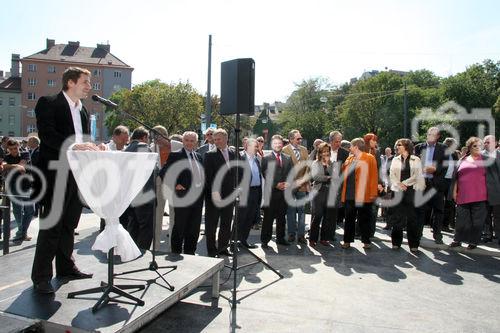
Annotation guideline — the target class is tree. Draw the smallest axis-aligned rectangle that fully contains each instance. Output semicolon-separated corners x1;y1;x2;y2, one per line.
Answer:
105;80;204;135
442;60;500;141
277;78;334;147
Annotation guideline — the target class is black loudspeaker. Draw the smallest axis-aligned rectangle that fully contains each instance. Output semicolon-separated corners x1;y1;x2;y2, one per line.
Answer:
220;58;255;115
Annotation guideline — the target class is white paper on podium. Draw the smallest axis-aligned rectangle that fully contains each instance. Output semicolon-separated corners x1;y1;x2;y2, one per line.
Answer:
67;150;158;261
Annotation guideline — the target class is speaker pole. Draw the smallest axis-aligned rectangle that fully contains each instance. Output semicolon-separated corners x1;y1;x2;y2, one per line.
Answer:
205;34;212;128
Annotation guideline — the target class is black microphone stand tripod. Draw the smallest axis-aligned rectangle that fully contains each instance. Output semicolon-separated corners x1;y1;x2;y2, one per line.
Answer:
94;96;177;291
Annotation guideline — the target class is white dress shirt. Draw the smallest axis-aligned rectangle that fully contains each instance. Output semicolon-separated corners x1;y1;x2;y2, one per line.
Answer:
63;91;84;143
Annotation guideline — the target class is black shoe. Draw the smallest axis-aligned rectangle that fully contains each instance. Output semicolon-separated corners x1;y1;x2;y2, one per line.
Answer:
482;237;492;243
57;270;93;280
297;237;308;245
276;239;290;246
449;241;461;248
240;241;257;249
467;244;477;250
218;249;232;256
163;212;169;216
33;281;55;294
287;235;296;243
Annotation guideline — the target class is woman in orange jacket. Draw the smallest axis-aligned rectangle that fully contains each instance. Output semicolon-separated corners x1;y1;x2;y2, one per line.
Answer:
341;138;379;249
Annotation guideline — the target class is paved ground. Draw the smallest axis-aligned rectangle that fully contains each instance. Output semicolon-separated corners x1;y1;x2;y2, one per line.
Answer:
1;211;499;333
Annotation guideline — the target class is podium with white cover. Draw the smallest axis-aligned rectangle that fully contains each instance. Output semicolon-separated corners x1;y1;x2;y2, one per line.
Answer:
65;150;158;312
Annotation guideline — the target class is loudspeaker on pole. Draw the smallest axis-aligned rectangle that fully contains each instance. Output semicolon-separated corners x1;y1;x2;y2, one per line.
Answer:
220;58;255;115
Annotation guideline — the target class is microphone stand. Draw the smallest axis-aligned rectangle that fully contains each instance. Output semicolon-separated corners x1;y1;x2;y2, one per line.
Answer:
100;102;177;291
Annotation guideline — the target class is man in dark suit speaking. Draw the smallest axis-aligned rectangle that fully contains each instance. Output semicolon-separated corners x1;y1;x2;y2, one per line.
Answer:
31;67;102;294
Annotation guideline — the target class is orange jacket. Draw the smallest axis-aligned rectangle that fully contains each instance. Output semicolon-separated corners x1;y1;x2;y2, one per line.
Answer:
341;152;379;203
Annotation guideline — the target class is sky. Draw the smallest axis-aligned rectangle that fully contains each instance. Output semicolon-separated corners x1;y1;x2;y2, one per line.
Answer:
1;0;500;104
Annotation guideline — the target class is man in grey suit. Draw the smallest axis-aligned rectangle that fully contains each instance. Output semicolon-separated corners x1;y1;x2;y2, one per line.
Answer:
196;128;215;162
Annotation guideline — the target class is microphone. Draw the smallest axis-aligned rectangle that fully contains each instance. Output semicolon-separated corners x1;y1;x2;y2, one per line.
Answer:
92;94;118;108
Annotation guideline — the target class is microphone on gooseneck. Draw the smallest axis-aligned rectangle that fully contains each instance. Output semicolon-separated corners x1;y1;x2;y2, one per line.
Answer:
91;94;118;108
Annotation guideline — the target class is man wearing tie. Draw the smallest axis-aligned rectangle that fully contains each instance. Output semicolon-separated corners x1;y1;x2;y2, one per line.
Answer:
282;130;310;244
414;127;447;244
238;138;261;248
261;134;292;247
204;128;237;257
160;131;204;255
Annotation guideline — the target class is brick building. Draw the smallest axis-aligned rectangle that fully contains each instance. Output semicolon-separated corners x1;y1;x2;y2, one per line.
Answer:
19;39;133;140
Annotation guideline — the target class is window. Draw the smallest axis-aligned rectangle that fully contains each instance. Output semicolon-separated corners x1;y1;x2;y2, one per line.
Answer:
28;64;37;72
48;65;56;73
8;131;15;137
0;97;2;106
27;124;36;133
113;71;122;78
92;83;101;90
9;97;15;106
27;92;36;100
8;115;15;126
28;78;37;86
113;84;121;91
48;79;55;87
93;69;101;77
27;109;36;118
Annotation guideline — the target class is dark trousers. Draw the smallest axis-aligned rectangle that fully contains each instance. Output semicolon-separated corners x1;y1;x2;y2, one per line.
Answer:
261;190;287;244
205;200;234;256
417;185;444;241
172;197;203;254
483;204;500;239
343;201;372;244
237;187;261;243
310;187;333;242
390;191;421;248
31;175;82;283
443;178;456;229
127;201;154;250
454;201;487;245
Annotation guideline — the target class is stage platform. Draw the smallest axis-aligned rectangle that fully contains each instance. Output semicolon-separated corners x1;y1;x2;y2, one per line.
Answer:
0;242;224;333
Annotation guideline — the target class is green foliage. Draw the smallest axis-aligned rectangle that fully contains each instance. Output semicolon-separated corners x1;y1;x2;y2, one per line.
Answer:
105;80;204;136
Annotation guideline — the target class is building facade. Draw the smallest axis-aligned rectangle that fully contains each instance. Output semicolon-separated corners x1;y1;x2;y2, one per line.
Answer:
19;39;133;140
0;54;22;137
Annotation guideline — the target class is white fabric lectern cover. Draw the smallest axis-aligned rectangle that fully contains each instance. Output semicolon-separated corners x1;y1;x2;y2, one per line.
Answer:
67;150;158;262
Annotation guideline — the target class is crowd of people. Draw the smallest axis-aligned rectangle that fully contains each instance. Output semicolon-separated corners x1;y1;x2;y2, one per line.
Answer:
2;66;498;295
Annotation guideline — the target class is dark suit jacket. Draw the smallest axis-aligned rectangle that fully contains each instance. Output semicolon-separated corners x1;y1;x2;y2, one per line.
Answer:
34;91;90;202
485;153;500;206
204;147;238;200
35;91;90;165
261;151;292;191
196;143;213;162
160;148;204;199
414;141;447;191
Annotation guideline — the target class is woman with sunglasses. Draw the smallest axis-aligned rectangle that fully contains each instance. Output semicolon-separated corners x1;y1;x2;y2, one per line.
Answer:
449;137;488;250
388;139;426;253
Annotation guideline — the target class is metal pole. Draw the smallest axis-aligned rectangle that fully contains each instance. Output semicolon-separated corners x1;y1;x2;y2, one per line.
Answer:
205;35;212;128
403;81;408;138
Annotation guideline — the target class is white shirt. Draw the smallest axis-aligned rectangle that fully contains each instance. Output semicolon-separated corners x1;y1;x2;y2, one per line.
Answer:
63;91;84;143
330;149;338;163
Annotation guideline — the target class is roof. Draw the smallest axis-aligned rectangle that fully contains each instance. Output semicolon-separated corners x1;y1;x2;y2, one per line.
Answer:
22;43;132;68
0;77;21;92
